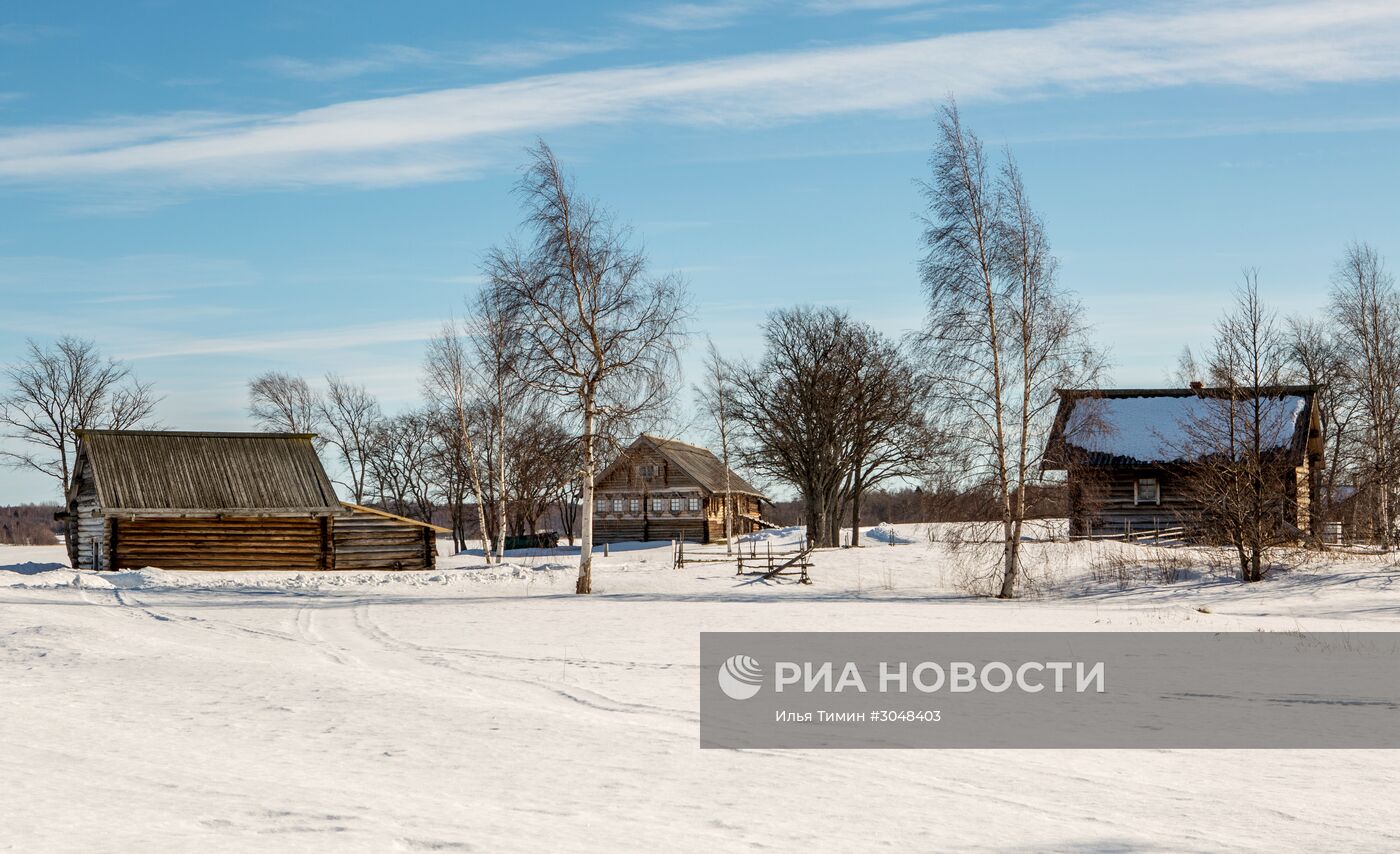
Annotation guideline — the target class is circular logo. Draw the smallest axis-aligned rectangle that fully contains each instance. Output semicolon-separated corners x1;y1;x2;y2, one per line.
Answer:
717;654;763;700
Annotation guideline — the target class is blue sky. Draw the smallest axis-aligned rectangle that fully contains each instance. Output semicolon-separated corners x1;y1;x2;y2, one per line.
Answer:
2;0;1400;503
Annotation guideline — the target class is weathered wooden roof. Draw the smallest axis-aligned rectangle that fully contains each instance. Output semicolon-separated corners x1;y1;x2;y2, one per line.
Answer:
75;430;342;515
595;434;766;499
1043;386;1320;470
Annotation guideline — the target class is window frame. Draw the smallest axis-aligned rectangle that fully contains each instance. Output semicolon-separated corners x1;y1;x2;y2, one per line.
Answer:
670;497;682;512
612;498;624;513
630;498;640;513
595;498;608;513
651;497;665;513
688;497;701;512
1134;477;1160;506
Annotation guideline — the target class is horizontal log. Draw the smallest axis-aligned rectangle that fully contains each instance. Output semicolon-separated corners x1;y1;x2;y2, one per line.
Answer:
333;560;430;571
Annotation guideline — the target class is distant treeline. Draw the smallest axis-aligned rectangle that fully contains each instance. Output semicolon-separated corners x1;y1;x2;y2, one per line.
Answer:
0;505;61;546
766;485;1067;528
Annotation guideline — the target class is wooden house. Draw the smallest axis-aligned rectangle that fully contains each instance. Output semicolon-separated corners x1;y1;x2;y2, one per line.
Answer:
591;434;771;544
1042;386;1323;537
60;429;446;572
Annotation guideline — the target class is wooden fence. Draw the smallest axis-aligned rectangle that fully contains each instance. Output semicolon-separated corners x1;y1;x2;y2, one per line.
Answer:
674;537;813;584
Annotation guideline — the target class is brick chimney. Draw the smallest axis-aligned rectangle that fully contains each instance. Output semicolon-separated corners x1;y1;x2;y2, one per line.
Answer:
1189;380;1204;391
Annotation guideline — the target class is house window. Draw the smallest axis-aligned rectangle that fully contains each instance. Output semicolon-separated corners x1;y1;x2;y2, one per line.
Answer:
651;497;665;512
596;498;608;513
630;498;640;513
612;498;624;512
639;464;656;478
1134;478;1160;505
670;497;682;512
688;497;700;512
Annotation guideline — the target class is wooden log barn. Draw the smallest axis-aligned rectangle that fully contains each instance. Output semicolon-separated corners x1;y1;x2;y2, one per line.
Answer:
591;434;773;544
60;429;447;572
1041;385;1323;538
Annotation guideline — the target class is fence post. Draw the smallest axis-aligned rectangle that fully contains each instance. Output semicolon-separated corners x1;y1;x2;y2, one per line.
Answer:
603;541;609;558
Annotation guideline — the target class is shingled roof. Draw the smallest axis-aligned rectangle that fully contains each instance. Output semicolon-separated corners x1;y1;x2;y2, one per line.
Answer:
72;430;342;515
598;434;766;499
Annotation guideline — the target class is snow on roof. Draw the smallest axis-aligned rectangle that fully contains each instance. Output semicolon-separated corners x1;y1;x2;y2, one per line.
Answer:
1061;393;1308;464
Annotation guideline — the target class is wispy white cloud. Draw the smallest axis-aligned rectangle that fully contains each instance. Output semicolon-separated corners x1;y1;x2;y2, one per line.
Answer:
2;1;1398;193
251;45;442;82
625;1;766;31
253;35;628;82
803;0;936;13
124;319;445;360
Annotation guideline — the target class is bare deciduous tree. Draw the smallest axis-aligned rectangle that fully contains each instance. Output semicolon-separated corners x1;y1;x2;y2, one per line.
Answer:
1329;241;1400;547
1178;273;1296;581
695;339;740;553
1;337;159;494
424;325;496;562
841;331;941;547
504;408;577;537
919;101;1104;597
317;374;381;504
248;372;321;434
488;140;689;594
1285;315;1357;541
365;409;438;523
729;308;935;549
478;289;511;561
729;307;862;548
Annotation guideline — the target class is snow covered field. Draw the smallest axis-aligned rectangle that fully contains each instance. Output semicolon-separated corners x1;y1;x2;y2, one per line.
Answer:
4;525;1400;852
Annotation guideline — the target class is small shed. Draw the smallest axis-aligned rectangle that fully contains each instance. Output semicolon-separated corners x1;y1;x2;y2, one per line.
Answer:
61;429;446;572
335;503;447;572
591;434;771;544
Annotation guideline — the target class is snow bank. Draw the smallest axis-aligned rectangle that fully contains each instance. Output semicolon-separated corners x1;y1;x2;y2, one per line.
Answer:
0;568;114;589
88;563;574;593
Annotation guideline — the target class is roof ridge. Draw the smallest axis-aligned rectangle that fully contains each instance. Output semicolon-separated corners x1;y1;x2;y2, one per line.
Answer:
1057;385;1316;399
78;429;318;439
641;433;710;452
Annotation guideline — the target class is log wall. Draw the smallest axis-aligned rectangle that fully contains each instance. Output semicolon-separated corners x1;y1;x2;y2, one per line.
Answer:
333;511;435;571
113;517;326;572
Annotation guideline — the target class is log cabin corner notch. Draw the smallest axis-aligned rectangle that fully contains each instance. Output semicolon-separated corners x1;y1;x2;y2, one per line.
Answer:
591;434;772;544
59;429;447;572
1041;385;1323;538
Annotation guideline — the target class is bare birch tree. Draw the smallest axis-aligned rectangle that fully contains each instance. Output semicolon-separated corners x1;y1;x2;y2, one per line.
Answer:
488;140;689;594
1329;242;1400;547
0;337;159;494
1285;315;1357;541
248;372;321;434
1178;273;1296;581
919;101;1103;597
695;339;739;553
469;284;521;561
424;324;496;562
